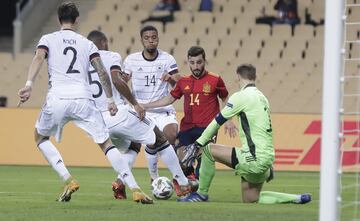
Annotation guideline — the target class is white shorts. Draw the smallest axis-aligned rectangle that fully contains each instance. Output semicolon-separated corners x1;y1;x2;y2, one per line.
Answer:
101;105;156;153
35;93;109;143
146;110;178;131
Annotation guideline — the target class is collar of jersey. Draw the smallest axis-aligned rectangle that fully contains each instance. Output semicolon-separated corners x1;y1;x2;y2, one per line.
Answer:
242;83;256;90
142;50;159;61
61;28;75;32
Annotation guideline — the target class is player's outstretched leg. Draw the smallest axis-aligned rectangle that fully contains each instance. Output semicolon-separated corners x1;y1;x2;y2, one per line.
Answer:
258;191;312;204
103;145;153;204
36;136;76;202
177;144;214;202
57;177;80;202
146;142;193;197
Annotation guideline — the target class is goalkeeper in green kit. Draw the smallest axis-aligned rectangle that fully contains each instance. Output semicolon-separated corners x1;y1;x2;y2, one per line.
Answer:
178;64;311;204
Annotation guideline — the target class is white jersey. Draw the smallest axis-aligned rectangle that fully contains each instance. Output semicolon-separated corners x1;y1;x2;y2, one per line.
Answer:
37;29;99;99
89;50;126;112
123;49;178;113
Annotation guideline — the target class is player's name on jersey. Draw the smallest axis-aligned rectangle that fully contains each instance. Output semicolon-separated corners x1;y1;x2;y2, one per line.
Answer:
63;39;76;45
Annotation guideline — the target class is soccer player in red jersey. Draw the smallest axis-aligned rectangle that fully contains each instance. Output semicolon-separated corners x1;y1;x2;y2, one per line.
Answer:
142;46;237;181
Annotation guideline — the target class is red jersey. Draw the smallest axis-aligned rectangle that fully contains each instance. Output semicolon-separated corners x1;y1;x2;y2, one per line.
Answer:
170;71;229;131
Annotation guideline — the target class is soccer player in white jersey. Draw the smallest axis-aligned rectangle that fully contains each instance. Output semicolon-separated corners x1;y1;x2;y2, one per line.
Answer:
123;25;181;182
87;30;194;199
17;2;151;204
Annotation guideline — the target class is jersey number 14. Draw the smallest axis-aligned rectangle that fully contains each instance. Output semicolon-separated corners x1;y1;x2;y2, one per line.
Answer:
145;75;156;86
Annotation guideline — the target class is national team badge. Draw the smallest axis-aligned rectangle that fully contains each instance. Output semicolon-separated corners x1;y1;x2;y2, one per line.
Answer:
156;64;163;71
203;82;211;93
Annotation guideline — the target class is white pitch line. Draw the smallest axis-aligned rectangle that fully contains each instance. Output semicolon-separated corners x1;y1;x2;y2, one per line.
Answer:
0;191;110;197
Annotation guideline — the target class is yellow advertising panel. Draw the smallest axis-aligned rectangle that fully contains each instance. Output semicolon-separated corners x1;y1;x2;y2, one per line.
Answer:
0;108;358;171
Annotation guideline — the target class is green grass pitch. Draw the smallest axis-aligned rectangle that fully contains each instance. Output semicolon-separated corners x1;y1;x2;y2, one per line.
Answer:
0;165;358;221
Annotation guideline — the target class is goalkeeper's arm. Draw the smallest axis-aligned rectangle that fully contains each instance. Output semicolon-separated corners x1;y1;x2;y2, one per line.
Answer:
196;113;228;146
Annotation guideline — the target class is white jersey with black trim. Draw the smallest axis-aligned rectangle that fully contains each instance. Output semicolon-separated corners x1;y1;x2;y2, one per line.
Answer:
37;29;99;99
88;50;126;112
123;49;178;113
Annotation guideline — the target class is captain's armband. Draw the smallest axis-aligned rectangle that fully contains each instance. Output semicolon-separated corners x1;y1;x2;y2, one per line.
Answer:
215;113;228;126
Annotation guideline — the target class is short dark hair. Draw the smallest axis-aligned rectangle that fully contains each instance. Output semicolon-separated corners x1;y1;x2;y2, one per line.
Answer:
140;25;158;37
87;30;107;48
236;64;256;81
58;2;79;24
187;46;206;60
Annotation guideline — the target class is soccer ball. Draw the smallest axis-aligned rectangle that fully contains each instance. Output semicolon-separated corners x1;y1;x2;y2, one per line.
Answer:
151;176;174;200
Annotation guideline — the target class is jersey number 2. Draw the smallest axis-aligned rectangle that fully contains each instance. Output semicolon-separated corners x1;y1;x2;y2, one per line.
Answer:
63;46;80;74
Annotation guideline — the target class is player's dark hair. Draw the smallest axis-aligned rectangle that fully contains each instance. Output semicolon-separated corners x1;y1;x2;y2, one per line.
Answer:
140;25;158;37
187;46;206;60
87;30;107;48
58;2;79;24
237;64;256;81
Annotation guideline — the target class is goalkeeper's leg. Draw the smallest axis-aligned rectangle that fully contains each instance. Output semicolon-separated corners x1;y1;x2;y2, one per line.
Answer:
197;144;216;196
258;191;311;204
177;144;233;202
197;143;235;195
241;180;312;204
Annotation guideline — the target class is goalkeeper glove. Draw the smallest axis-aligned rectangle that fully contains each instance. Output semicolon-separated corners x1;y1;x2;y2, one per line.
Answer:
181;141;202;168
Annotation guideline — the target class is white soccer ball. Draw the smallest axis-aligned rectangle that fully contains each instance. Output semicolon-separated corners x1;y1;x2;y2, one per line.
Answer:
151;176;174;200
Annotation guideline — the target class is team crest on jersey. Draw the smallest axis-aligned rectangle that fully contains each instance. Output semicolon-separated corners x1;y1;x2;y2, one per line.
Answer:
203;82;211;94
156;64;163;71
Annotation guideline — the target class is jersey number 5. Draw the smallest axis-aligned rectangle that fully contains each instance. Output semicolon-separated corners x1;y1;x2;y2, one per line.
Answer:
88;70;103;98
63;46;80;74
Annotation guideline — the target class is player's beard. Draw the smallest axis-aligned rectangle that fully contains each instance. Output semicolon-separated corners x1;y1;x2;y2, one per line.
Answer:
191;67;205;78
146;48;157;54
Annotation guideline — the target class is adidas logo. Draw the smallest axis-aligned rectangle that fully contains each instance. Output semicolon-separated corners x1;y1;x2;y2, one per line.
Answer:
56;159;63;164
184;85;190;90
122;173;129;178
137;67;143;71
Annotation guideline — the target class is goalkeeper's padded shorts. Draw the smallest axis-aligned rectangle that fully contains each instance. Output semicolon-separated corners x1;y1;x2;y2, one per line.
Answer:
234;148;274;184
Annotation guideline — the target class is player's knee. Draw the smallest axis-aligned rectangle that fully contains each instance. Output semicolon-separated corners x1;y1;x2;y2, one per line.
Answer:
153;130;168;146
35;130;49;147
98;138;114;153
242;195;259;203
128;142;141;153
162;125;177;145
145;140;170;155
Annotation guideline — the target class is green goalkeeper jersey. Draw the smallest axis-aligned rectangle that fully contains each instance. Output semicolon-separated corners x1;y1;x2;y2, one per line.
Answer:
197;84;274;160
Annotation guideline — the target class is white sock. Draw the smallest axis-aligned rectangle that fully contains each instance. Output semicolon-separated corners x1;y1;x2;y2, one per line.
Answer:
106;147;139;190
158;145;188;186
38;140;71;182
116;150;138;182
145;151;159;181
125;149;138;168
